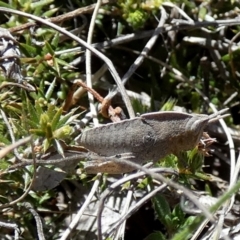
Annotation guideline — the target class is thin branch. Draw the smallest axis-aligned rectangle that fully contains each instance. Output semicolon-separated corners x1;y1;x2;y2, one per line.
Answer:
85;0;102;127
6;153;87;173
22;202;45;240
0;136;31;159
94;7;168;107
0;221;19;240
0;82;36;91
9;0;115;33
74;80;121;121
59;173;101;240
107;183;168;239
114;188;133;239
121;7;167;86
69;64;108;107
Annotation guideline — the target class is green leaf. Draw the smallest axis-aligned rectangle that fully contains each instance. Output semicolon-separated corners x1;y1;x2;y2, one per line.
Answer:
51;107;63;130
53;56;60;76
0;159;11;170
35;100;44;116
0;134;10;145
56;57;74;68
172;205;185;223
46;104;57;121
198;7;207;20
152;194;171;227
45;122;53;139
45;78;56;100
39;192;52;204
19;43;38;57
43;7;59;18
137;177;150;189
0;1;14;8
161;98;177;111
144;232;166;240
43;138;51;152
26;99;39;125
53;125;72;139
56;110;75;128
34;61;46;75
31;0;54;10
51;32;59;48
24;118;40;129
182;216;196;228
29;129;45;137
44;41;55;56
187;148;204;173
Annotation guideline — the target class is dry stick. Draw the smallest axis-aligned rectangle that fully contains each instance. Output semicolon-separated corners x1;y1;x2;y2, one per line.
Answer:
183;36;240;52
85;0;102;127
0;7;135;119
209;47;229;79
9;0;114;33
74;81;121;121
71;64;108;106
115;188;133;239
0;221;19;240
5;153;88;173
75;81;104;103
216;32;240;234
190;219;211;240
107;7;168;103
108;183;168;239
105;6;232;102
62;82;78;112
210;119;235;239
162;2;194;23
223;91;238;106
63;66;108;112
113;1;224;95
69;29;159;65
22;202;45;240
0;82;36;91
0;136;31;159
59;173;101;240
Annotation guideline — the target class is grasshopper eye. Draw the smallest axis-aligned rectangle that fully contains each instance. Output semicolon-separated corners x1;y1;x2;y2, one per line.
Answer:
143;132;156;145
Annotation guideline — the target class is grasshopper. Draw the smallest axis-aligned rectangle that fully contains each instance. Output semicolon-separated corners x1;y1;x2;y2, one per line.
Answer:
76;109;228;174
